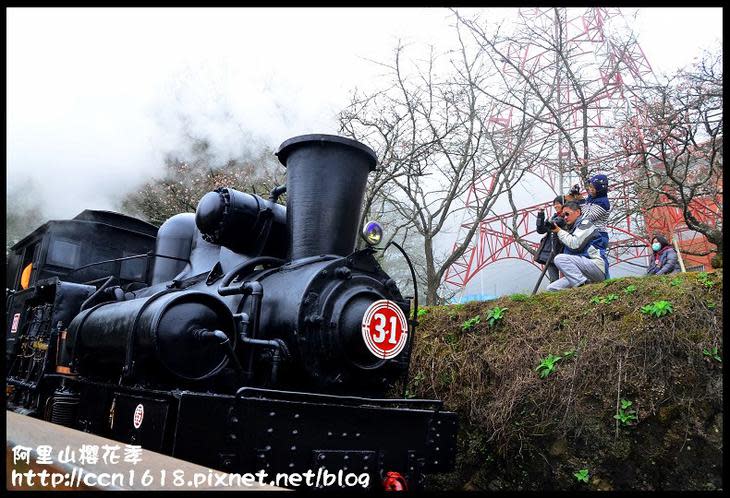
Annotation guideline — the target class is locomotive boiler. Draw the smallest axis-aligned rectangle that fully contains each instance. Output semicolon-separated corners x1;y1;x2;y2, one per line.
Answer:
5;134;457;490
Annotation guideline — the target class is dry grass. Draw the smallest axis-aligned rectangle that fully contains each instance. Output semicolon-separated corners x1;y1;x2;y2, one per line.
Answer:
403;270;723;490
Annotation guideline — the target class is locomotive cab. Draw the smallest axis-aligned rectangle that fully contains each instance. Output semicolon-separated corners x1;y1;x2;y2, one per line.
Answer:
7;210;157;291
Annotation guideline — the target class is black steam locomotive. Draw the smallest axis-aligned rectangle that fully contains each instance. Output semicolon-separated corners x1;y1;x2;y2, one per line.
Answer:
5;135;457;490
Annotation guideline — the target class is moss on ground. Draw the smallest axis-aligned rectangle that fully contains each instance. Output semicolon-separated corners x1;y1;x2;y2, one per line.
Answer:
403;270;723;491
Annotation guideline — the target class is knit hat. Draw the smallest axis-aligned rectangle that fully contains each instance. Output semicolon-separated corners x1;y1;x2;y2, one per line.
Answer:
589;174;609;196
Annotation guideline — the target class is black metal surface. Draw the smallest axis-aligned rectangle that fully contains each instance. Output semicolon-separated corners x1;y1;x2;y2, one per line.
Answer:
196;188;288;258
276;134;377;260
64;291;236;380
46;383;80;427
249;250;410;396
5;133;459;488
5;278;95;381
151;213;196;285
109;393;171;450
7;215;157;288
170;386;457;488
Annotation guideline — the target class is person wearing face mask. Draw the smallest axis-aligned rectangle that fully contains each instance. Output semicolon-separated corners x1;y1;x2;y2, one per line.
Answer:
646;234;679;275
546;201;609;291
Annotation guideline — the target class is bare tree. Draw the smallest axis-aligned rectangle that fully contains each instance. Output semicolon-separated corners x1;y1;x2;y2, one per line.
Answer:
454;8;677;265
340;26;537;304
625;48;723;265
454;9;641;186
120;138;285;226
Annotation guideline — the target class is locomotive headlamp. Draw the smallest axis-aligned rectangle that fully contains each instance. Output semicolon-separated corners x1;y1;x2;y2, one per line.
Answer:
362;221;383;246
20;263;32;290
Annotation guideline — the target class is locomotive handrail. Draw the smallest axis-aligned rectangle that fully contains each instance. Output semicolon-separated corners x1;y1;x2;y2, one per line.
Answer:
65;251;189;276
382;241;419;399
268;184;287;203
79;275;115;311
235;387;443;411
218;256;285;296
382;241;419;325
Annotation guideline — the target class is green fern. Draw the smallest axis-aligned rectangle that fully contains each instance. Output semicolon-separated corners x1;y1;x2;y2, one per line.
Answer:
536;354;562;378
640;300;673;318
485;306;508;327
574;469;589;483
462;315;481;331
614;399;638;426
703;346;722;362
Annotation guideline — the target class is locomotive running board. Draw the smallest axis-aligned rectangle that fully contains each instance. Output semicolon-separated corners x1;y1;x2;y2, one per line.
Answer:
170;387;458;490
34;377;457;490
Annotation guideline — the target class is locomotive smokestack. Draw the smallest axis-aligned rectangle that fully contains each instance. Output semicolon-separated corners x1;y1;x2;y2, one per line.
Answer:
276;134;377;260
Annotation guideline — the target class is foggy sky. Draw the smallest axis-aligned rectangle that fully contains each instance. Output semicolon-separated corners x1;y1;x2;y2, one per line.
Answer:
6;8;722;295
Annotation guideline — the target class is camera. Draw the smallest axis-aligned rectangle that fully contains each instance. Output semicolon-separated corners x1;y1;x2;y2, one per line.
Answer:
546;216;566;230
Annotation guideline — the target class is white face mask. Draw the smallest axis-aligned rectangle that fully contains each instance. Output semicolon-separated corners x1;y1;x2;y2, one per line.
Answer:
652;242;662;252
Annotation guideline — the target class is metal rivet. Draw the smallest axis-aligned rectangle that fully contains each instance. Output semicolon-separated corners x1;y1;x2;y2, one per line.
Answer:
292;429;298;435
269;411;276;417
267;428;273;433
290;446;296;451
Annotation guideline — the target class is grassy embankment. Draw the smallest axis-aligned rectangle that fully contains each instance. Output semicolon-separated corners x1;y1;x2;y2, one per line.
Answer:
404;270;723;491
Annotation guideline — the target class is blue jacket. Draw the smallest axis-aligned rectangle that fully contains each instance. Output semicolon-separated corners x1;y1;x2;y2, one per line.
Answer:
647;247;679;275
557;215;609;276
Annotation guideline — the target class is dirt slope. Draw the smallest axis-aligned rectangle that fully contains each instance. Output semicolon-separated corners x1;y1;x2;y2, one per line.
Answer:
405;271;723;491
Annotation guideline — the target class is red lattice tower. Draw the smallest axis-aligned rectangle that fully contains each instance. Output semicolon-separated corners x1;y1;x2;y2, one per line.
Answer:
444;7;658;290
640;153;722;271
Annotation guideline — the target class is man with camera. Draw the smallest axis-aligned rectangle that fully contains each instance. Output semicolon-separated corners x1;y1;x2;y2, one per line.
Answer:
545;201;610;291
535;195;566;282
